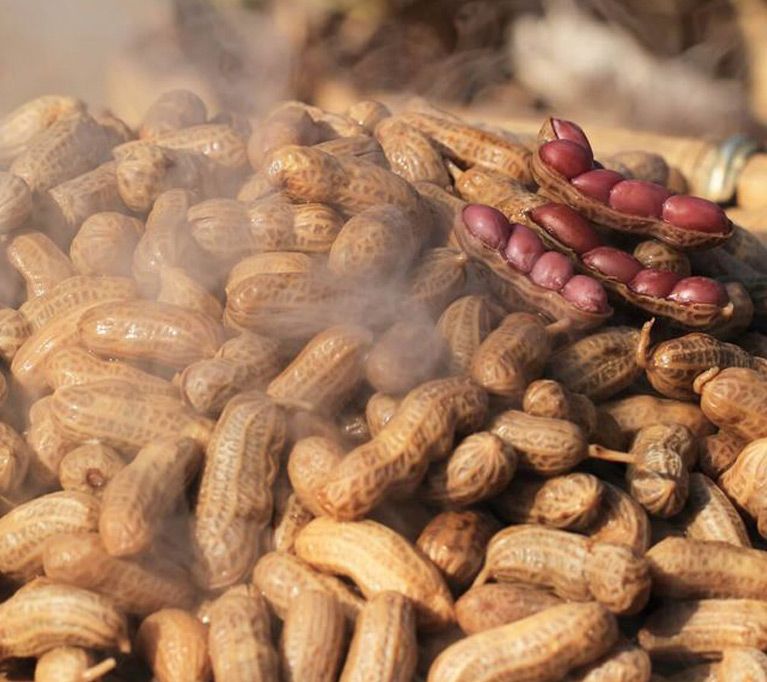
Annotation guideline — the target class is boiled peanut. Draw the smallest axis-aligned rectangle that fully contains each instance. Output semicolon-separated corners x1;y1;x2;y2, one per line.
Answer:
365;392;400;437
719;648;767;681
69;212;143;277
602;393;714;439
34;646;116;682
475;524;651;614
136;608;211;682
0;421;30;496
340;591;418;682
436;294;503;374
695;366;767;441
421;431;516;507
58;443;125;498
565;642;652;682
522;379;598;436
718;437;767;537
288;436;343;516
0;307;31;361
295;517;455;630
699;431;746;479
280;590;345;682
157;266;223;319
375;116;450;185
26;395;79;486
633;239;691;275
679;473;750;547
139;89;207;139
272;493;314;554
416;510;500;589
192;392;285;590
0;172;32;233
100;437;202;556
492;473;604;530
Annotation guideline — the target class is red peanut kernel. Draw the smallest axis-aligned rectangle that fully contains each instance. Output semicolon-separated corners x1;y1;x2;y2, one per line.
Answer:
571;169;624;204
628;269;682;298
528;204;602;255
504;223;546;274
668;277;728;306
539;140;593;180
581;247;643;284
552;118;593;155
462;204;511;249
608;180;672;218
661;195;729;234
561;275;609;313
529;251;574;291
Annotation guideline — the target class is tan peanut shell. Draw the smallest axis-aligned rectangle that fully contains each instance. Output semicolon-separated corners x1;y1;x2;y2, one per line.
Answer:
50;379;213;454
347;99;391;132
280;590;345;682
490;410;587;476
272;493;314;554
340;591;418;682
602;394;714;439
421;431;516;507
34;646;116;682
251;551;364;621
475;524;651;615
455;583;563;634
7;231;75;299
680;473;750;547
207;590;278;682
136;608;211;682
699;430;746;479
717;437;767;537
26;395;79;486
295;517;455;630
695;367;767;442
436;294;503;374
139;89;207;139
416;510;500;588
375;116;450;186
58;443;125;498
365;392;400;437
427;602;617;682
157;266;223;319
639;599;767;662
0;582;130;658
43;532;196;615
719;648;767;681
0;490;100;579
0;172;33;233
547;326;643;401
288;436;345;516
100;437;202;557
633;239;692;275
69;211;143;277
0;307;31;361
522;379;598;437
0;421;30;496
192;392;286;590
492;473;604;530
405;248;467;317
565;642;652;682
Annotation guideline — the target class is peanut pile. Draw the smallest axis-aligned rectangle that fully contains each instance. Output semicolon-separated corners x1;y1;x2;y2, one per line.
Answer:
0;91;766;681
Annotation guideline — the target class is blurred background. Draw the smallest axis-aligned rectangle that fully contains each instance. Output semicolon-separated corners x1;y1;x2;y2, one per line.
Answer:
2;0;767;140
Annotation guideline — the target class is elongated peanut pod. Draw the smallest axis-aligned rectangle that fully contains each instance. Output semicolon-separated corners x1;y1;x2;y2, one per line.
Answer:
365;392;400;437
0;490;100;579
100;437;202;557
26;395;79;488
207;590;278;682
602;394;714;439
272;493;314;554
455;583;563;634
69;212;143;277
139;90;207;139
157;266;223;319
136;608;211;682
58;444;125;499
585;481;651;554
193;392;286;590
565;642;652;682
43;532;196;615
375;116;450;186
7;232;75;299
252;551;364;621
475;524;651;615
34;646;116;682
522;379;598;436
428;602;617;682
492;473;604;530
699;430;746;479
340;591;418;682
295;517;455;630
405;247;468;316
718;648;767;681
0;583;130;659
0;307;31;361
718;437;767;537
679;473;750;547
281;590;345;682
0;421;30;496
695;366;767;441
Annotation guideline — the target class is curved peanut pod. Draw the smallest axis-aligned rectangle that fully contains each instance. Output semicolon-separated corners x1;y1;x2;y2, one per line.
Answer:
565;642;652;682
43;532;196;615
100;437;202;557
272;493;314;554
268;324;372;415
585;481;651;555
347;99;391;132
427;602;617;682
0;307;31;361
638;321;767;400
639;599;767;663
34;646;116;682
522;379;598;437
45;346;177;396
192;393;285;590
475;524;651;615
531;117;731;249
421;431;516;507
157;266;223;319
280;589;345;682
375;117;450;185
490;410;587;476
695;367;767;441
207;591;278;682
78;300;224;370
365;392;400;437
471;313;553;400
50;379;213;454
295;517;455;630
699;431;746;479
436;294;504;374
0;422;31;496
718;438;767;538
139;89;207;139
136;608;211;682
680;473;750;547
58;443;125;499
0;583;130;659
70;212;142;277
416;510;500;589
0;491;100;579
288;436;345;517
7;232;75;299
316;376;488;520
647;536;767;600
405;247;468;316
492;473;604;530
547;326;643;401
0;94;84;164
26;396;79;488
315;134;387;167
397;111;532;182
340;591;418;682
455;583;563;635
252;551;364;622
602;394;714;439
